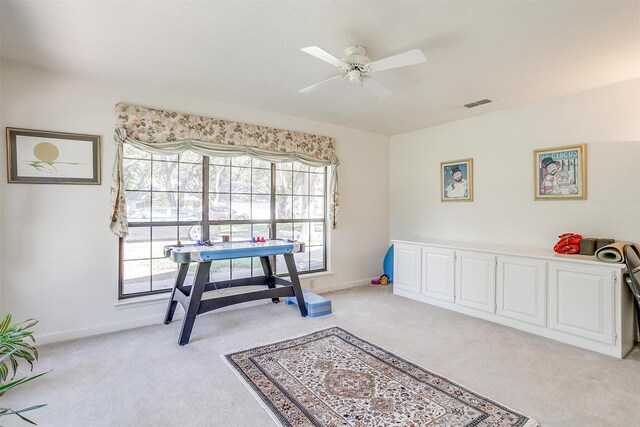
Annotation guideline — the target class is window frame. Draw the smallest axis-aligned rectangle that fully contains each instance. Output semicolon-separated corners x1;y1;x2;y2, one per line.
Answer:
118;154;328;299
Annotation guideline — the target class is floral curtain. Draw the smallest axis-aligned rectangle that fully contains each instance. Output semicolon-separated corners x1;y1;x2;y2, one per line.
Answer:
110;103;339;237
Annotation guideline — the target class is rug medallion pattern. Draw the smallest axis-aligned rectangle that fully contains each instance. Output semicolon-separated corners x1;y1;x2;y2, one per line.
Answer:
225;327;537;426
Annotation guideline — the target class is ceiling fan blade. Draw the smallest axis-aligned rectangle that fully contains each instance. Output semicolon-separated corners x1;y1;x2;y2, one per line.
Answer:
362;77;394;99
367;49;426;72
301;46;348;69
299;75;343;93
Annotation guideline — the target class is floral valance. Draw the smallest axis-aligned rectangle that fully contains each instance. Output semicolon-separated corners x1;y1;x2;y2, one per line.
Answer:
110;103;340;238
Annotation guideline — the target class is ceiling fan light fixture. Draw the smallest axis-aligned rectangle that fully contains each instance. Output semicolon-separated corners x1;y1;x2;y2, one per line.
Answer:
348;69;362;84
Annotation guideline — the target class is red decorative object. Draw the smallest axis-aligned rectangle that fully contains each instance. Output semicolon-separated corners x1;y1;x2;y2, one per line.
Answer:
554;233;583;254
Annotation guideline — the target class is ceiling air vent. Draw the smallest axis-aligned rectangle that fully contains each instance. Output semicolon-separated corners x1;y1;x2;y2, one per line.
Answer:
464;99;492;108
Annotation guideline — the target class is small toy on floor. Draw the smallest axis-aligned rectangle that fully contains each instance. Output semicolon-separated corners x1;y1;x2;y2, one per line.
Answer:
371;274;390;285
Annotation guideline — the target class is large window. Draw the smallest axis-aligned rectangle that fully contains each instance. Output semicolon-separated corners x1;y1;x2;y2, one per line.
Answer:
119;145;327;298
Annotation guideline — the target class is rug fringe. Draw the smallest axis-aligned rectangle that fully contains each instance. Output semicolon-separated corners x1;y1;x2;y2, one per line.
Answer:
220;353;285;427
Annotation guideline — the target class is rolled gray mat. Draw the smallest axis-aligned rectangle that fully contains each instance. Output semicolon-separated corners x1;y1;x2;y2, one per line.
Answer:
595;241;640;263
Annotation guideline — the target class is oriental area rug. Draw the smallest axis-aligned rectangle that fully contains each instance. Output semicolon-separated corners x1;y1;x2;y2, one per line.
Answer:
224;327;538;427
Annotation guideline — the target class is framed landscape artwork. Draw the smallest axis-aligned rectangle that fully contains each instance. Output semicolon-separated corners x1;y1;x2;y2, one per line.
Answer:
441;158;473;202
6;128;101;184
533;144;586;200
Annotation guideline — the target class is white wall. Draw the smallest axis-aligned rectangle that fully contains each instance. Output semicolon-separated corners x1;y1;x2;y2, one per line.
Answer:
0;60;390;343
390;78;640;247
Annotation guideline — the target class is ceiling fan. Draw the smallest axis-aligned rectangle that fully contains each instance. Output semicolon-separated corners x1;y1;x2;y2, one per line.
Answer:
299;45;426;99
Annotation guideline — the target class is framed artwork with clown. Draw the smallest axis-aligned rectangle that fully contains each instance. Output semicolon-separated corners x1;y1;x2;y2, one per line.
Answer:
533;144;586;200
441;158;473;202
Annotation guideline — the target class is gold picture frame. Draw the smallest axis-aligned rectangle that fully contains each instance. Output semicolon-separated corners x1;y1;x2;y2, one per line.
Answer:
441;158;473;202
533;144;586;200
6;127;101;184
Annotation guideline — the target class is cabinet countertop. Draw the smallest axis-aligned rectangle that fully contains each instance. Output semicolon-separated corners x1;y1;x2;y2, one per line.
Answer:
391;237;625;269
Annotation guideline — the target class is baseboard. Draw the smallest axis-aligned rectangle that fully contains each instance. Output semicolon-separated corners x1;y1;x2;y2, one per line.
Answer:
36;314;168;346
312;278;370;294
35;278;372;345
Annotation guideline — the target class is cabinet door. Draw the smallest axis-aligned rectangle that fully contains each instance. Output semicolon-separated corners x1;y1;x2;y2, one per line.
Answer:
496;256;547;327
548;263;614;344
393;243;422;294
422;247;455;302
455;251;496;313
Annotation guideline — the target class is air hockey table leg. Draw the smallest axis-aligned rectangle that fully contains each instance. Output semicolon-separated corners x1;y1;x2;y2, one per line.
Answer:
260;256;280;304
178;261;211;346
164;262;189;325
283;253;308;317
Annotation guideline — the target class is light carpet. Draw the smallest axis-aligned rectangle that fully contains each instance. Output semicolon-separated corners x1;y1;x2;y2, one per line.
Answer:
225;326;538;426
2;285;640;426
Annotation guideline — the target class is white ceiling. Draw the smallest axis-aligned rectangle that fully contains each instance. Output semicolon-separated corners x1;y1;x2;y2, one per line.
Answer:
2;1;639;135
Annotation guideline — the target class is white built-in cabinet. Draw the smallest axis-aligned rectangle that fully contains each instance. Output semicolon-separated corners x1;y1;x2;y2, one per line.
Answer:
393;243;422;294
548;263;615;345
455;251;496;313
422;247;455;302
392;239;634;358
497;256;547;327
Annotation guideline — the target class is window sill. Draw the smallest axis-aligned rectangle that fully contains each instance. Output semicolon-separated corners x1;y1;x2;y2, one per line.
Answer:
114;292;170;309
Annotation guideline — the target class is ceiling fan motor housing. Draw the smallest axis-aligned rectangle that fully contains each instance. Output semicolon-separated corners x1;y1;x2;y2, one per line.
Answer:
343;46;370;68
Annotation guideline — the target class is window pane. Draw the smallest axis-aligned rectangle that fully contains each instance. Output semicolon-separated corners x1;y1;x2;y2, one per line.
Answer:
310;173;325;196
276;162;293;171
294;163;309;172
276;169;292;194
210;224;231;242
152;258;177;291
179;162;203;192
124;227;150;260
210;194;231;221
179;193;202;221
210;165;230;193
231;224;251;241
310;222;324;246
126;191;151;221
252;168;271;194
293;172;309;195
151;226;178;257
151;193;179;221
232;156;251;168
123;259;150;294
252;195;270;220
231;167;251;193
309;196;325;219
231;194;251;220
210;157;230;166
252;158;271;169
180;151;202;164
152;153;179;162
276;195;293;219
295;252;310;272
124;159;151;191
253;224;270;239
309;165;325;174
179;225;201;244
294;222;310;245
211;260;231;282
276;222;294;240
309;246;325;271
152;161;179;191
123;144;150;159
232;258;252;279
293;195;309;219
252;257;264;277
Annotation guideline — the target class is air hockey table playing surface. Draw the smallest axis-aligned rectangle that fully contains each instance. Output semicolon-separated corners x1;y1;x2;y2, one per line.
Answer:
165;239;305;262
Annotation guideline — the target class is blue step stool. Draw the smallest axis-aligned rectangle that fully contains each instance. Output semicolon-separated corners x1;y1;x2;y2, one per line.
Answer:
285;290;332;317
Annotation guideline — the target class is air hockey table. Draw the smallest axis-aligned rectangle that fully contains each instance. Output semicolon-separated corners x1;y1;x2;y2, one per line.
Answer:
163;239;307;345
